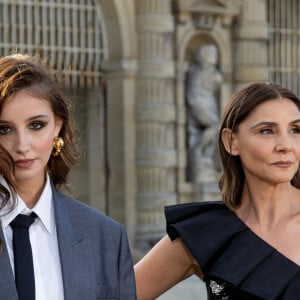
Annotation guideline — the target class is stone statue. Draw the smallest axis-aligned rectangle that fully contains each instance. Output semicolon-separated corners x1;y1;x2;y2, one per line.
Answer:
186;44;223;183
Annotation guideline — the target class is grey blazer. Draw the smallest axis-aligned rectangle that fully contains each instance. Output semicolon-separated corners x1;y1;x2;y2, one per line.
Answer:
0;185;137;300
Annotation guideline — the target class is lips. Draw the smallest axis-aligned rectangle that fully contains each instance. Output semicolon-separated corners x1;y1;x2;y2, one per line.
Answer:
14;159;35;169
271;161;293;168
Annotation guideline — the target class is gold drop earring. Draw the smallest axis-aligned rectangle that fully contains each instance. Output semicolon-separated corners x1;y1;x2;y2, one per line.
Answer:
52;137;64;156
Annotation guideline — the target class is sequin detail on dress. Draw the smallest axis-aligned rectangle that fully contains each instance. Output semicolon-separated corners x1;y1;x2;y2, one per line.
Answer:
209;280;229;300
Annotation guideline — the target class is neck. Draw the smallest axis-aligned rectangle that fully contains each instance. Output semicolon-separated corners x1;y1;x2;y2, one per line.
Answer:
16;176;46;209
236;181;299;231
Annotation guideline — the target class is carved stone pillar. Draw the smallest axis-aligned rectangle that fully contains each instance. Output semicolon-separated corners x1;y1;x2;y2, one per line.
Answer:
103;61;137;242
135;0;177;251
234;0;269;89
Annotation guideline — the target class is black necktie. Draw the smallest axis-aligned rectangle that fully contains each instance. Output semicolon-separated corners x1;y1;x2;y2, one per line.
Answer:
10;213;37;300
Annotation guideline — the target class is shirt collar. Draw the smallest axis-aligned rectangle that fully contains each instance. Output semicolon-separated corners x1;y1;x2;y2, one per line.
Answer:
0;174;55;235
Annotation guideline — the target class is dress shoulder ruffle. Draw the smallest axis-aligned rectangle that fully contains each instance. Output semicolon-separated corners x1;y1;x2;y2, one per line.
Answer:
165;201;300;300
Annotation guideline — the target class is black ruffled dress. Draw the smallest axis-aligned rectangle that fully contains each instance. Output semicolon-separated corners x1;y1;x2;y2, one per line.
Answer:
165;201;300;300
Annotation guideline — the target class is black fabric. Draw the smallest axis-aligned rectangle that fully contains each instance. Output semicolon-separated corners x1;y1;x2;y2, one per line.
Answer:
10;213;37;300
165;201;300;300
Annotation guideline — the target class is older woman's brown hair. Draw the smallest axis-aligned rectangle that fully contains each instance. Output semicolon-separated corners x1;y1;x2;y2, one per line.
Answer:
218;82;300;210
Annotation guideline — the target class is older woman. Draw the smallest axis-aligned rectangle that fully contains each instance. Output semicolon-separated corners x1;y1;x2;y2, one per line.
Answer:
135;82;300;299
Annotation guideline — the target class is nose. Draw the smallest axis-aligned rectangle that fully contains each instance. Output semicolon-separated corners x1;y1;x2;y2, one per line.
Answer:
274;133;293;153
14;132;30;153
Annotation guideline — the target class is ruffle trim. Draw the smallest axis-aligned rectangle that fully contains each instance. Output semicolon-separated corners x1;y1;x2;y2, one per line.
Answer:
165;201;300;300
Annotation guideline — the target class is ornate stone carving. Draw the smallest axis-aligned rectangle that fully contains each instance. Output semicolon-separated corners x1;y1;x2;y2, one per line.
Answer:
193;14;216;29
186;44;222;183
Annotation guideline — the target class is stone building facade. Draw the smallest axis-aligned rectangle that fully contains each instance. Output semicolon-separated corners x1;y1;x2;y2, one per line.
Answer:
0;0;298;254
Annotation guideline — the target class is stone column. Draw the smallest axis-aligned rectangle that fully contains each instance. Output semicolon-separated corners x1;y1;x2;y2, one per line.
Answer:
102;60;137;242
234;0;268;90
87;89;106;213
135;0;177;251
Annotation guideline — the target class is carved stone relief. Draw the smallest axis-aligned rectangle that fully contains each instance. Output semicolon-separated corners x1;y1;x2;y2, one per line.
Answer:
174;0;240;203
186;44;222;183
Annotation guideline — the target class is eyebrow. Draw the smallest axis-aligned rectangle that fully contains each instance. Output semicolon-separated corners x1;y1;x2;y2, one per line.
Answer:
0;114;50;123
27;114;50;121
250;119;300;129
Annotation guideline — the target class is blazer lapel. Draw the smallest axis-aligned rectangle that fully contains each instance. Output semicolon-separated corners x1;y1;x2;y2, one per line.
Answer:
0;227;18;300
53;189;97;300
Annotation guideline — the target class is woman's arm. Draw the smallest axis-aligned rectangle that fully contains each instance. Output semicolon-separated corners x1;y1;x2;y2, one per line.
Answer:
134;235;202;300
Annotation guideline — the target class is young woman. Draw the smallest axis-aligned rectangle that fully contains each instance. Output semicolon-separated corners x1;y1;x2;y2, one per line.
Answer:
0;54;136;300
135;82;300;299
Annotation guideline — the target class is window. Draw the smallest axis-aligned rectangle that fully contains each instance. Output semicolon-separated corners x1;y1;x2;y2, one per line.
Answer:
268;0;300;94
0;0;107;88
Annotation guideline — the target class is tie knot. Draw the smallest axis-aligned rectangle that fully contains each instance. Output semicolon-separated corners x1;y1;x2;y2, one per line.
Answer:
10;213;37;229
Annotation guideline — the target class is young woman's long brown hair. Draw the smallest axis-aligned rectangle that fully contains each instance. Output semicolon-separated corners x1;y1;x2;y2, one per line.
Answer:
0;145;16;210
0;54;78;192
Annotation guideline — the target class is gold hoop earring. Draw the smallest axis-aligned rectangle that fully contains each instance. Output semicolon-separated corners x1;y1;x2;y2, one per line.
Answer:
52;137;64;157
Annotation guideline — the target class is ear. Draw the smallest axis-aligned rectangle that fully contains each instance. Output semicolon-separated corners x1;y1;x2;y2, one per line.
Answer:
54;117;63;137
221;128;239;156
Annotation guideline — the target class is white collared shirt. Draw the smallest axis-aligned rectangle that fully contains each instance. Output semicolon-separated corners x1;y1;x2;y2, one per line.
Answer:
0;175;64;300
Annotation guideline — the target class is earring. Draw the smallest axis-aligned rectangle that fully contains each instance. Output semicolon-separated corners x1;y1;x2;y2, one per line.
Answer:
52;137;64;156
